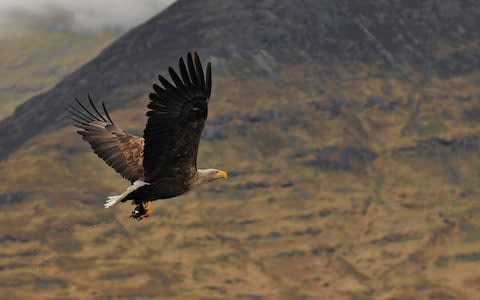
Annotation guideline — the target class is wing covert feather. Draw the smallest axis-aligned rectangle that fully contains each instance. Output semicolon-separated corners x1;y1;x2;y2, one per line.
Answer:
68;97;144;183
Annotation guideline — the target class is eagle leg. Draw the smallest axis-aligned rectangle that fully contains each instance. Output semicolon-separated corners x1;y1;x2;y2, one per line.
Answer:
130;201;151;220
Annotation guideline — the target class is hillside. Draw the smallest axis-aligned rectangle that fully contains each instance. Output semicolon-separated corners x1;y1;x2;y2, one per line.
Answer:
0;12;120;120
1;0;480;299
2;0;479;160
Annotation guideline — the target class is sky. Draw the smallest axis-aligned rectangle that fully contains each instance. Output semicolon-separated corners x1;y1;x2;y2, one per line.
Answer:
0;0;177;33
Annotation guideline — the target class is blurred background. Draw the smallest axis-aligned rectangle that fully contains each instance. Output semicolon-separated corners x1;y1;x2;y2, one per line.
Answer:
0;0;479;299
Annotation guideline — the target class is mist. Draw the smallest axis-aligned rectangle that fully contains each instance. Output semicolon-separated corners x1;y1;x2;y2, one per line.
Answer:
0;0;177;33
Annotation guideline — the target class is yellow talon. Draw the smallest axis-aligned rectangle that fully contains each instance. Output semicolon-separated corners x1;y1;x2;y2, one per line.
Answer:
138;202;151;220
131;201;151;220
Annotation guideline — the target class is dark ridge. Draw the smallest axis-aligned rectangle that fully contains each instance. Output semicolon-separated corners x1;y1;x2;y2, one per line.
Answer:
370;232;423;246
294;146;378;171
277;250;305;258
455;252;480;262
436;51;480;78
0;235;29;243
0;192;27;206
311;246;336;256
395;135;480;157
1;0;479;160
293;228;322;237
235;181;271;190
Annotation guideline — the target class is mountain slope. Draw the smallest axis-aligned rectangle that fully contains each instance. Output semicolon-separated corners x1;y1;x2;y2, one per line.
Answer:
1;0;480;299
1;0;479;160
0;12;119;120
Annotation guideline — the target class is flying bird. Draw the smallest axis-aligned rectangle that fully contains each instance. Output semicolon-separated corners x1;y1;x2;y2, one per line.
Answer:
68;52;228;220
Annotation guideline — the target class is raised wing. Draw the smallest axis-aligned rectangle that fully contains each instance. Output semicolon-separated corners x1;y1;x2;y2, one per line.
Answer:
143;52;212;182
68;96;144;183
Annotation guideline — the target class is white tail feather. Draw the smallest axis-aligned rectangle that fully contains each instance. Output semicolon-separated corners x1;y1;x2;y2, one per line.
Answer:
104;180;150;208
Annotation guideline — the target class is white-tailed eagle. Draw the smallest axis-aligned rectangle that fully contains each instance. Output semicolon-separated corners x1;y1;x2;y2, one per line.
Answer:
68;52;228;220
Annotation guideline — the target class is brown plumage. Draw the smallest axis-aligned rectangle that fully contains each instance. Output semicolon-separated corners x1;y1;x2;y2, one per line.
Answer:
68;52;228;220
68;97;145;182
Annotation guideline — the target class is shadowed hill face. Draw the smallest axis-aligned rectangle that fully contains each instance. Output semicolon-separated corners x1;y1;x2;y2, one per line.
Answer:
1;0;479;160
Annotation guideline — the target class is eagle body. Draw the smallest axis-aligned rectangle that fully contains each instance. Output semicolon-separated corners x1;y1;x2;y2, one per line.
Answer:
68;52;228;220
128;172;195;201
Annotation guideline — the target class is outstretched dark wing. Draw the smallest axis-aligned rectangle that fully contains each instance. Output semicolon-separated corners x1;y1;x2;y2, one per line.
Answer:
68;96;144;183
143;52;212;182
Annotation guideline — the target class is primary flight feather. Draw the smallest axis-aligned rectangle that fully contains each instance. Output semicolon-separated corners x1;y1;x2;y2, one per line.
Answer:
68;52;228;220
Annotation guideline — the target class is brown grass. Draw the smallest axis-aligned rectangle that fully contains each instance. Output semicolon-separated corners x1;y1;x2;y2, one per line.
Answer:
1;55;480;299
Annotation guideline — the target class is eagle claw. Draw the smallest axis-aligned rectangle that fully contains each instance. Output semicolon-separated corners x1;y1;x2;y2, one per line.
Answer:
130;201;151;220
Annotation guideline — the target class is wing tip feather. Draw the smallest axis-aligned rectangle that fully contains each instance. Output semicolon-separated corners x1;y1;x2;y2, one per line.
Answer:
67;96;115;127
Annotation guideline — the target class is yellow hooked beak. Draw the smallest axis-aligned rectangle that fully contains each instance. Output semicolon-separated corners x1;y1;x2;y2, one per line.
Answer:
217;170;228;180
